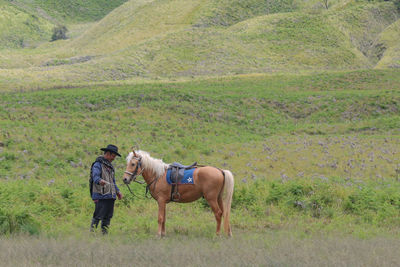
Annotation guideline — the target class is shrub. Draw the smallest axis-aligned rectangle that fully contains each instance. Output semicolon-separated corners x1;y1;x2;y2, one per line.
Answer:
378;0;400;12
394;0;400;11
343;187;400;215
266;181;313;204
51;25;68;41
232;185;257;208
0;208;40;235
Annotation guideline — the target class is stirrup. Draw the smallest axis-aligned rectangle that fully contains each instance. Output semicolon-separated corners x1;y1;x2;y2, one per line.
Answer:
172;192;180;201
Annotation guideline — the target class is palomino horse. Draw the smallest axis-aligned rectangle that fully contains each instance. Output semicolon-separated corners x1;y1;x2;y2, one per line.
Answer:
122;150;234;237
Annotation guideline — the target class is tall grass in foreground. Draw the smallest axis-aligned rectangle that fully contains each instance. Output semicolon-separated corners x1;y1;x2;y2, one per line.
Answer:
0;233;399;267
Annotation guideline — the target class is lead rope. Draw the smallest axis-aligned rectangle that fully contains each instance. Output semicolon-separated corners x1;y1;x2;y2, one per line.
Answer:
103;180;146;199
145;176;159;199
125;183;138;198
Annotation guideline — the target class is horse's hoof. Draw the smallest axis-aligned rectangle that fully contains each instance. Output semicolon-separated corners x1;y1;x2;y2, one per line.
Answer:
156;234;165;239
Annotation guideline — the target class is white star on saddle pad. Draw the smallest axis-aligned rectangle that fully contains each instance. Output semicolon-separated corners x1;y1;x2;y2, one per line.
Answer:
187;177;193;182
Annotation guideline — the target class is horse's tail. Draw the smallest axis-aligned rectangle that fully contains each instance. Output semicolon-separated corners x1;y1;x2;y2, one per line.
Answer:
222;170;234;237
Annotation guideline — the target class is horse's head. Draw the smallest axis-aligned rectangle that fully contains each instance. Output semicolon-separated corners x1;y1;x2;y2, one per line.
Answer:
123;150;143;184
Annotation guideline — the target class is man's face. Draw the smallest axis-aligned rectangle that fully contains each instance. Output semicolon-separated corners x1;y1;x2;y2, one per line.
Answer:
104;152;117;162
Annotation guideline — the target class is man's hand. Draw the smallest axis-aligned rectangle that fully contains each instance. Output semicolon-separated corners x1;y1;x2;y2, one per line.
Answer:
99;179;107;186
117;191;123;200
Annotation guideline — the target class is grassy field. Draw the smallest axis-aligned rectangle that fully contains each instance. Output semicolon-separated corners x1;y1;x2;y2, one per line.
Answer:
1;69;399;239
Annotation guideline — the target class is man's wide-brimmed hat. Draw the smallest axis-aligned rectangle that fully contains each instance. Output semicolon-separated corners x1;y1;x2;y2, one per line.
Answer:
100;144;121;157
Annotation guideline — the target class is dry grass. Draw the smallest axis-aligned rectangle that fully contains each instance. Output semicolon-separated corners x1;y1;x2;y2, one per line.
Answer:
0;233;399;267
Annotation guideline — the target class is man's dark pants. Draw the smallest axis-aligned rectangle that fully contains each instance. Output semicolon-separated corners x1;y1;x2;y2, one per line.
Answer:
91;199;115;234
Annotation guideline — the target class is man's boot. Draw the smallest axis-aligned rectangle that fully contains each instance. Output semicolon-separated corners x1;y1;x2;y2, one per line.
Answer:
101;220;110;235
90;218;99;232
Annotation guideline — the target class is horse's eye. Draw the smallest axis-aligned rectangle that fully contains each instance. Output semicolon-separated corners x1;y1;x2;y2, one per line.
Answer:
131;163;136;167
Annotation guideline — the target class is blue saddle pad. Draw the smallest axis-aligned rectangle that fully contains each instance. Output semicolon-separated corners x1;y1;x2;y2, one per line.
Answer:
166;168;195;185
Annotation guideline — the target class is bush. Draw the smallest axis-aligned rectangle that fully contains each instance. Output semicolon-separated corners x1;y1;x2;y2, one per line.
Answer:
379;0;400;12
394;0;400;11
0;208;40;235
265;180;343;218
232;185;257;208
266;181;313;204
343;187;400;215
51;25;68;41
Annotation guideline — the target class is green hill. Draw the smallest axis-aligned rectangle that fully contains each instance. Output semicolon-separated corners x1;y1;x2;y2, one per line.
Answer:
116;11;370;77
9;0;129;23
0;0;399;90
327;2;399;64
65;0;198;55
375;18;400;68
0;1;53;48
192;0;297;27
0;0;130;49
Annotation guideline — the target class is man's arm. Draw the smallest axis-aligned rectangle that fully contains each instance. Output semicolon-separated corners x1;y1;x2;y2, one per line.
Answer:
113;177;120;192
92;162;103;185
114;177;123;199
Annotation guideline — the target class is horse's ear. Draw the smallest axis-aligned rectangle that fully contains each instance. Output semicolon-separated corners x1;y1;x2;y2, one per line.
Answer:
132;149;138;157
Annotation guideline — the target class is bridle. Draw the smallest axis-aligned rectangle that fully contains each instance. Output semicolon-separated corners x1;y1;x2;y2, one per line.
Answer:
123;156;152;198
124;156;144;183
123;155;161;199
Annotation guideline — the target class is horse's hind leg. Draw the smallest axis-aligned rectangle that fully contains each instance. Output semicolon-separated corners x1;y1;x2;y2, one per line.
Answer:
218;195;231;236
157;200;167;237
207;198;223;235
218;195;224;223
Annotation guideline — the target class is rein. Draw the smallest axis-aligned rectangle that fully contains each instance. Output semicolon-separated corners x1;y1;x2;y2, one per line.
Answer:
145;176;159;199
125;178;155;199
125;182;148;199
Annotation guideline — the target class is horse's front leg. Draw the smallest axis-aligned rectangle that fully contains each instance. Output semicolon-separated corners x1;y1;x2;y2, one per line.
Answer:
157;200;167;237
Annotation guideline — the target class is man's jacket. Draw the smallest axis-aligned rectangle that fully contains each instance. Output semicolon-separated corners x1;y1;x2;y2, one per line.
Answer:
90;156;120;200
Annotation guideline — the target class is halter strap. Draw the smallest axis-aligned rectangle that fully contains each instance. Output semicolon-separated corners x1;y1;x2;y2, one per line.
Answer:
125;157;143;182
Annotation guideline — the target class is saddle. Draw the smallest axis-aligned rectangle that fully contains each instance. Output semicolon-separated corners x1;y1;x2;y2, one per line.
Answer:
168;162;197;201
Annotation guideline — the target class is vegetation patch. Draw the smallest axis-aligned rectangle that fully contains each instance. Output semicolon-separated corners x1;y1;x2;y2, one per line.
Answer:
9;0;130;23
43;55;93;66
327;1;399;64
0;3;53;48
193;0;297;27
0;207;40;235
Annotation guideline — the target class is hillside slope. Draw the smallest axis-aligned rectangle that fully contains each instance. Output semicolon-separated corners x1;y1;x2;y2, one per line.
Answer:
327;2;399;64
375;18;400;68
0;2;53;49
113;11;370;77
0;0;399;90
9;0;129;23
192;0;297;27
65;0;200;55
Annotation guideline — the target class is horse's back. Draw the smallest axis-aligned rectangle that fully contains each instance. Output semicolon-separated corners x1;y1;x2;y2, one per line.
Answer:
195;166;224;181
172;166;225;203
195;166;225;193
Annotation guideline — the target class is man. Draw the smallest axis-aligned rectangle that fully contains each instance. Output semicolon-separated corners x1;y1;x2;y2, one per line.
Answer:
90;144;123;234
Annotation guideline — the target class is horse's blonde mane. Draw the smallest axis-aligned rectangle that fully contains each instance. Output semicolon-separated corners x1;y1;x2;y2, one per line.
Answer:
126;150;169;178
